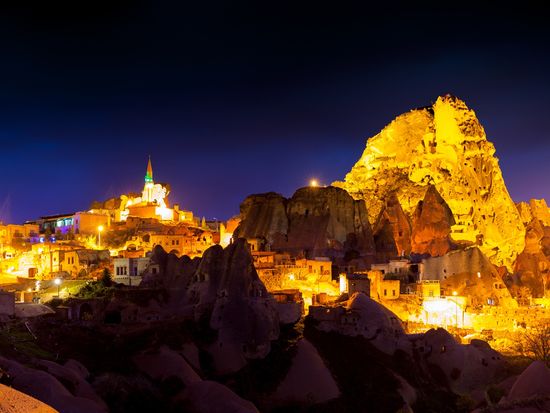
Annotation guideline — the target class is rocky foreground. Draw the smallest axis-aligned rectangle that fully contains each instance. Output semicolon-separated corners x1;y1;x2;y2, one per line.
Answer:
0;241;546;413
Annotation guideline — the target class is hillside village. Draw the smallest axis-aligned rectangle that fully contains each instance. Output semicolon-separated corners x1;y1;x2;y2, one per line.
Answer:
0;96;549;413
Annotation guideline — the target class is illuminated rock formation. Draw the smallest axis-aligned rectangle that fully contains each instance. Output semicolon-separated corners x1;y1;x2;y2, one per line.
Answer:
372;193;411;260
514;219;550;297
411;185;455;256
0;384;58;413
421;247;516;307
517;199;550;226
236;186;375;259
236;192;288;243
334;95;525;270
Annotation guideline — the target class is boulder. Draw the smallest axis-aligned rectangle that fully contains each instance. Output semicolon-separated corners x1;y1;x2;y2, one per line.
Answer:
0;383;58;413
413;328;505;394
0;357;106;413
187;239;280;374
345;293;408;354
63;360;89;380
514;219;550;297
178;380;259;413
34;360;107;410
133;345;201;386
272;339;340;406
506;361;550;401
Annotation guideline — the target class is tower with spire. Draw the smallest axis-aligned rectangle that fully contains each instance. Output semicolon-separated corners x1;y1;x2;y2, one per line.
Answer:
145;156;153;184
143;156;155;203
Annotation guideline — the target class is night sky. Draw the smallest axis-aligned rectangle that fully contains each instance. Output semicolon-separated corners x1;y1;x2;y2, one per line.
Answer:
1;2;549;224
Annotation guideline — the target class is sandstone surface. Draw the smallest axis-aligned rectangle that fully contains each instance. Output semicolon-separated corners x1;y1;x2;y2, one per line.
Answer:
412;328;505;394
186;239;280;374
514;219;550;297
178;380;259;413
235;186;375;259
334;95;525;270
0;383;58;413
272;339;340;407
0;357;106;413
372;192;412;260
410;185;455;256
421;247;515;306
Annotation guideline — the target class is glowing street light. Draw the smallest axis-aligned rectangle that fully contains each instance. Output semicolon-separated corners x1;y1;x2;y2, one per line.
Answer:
309;179;319;187
54;278;62;297
452;291;458;329
97;225;104;249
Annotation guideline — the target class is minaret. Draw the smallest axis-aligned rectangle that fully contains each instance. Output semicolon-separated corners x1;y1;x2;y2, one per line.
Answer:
145;156;153;184
143;156;154;203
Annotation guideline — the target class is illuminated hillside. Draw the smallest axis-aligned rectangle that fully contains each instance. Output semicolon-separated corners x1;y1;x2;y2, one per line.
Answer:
334;95;526;270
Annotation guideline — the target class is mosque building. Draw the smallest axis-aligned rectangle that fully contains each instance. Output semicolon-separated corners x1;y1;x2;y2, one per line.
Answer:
91;157;195;224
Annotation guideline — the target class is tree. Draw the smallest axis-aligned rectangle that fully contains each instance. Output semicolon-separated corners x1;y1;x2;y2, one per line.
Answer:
516;323;550;366
101;268;113;287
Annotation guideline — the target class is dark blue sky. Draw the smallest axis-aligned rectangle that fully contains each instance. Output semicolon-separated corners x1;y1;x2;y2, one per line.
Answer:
1;2;549;223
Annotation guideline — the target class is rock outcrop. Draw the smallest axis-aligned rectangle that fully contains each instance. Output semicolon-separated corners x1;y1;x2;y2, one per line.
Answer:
334;95;525;270
187;239;280;374
235;186;375;259
236;192;288;244
133;345;201;387
373;192;412;260
411;185;455;256
0;383;58;413
271;339;340;407
514;218;550;297
517;199;550;227
506;361;550;402
178;380;259;413
412;328;505;394
309;293;408;355
421;247;515;307
0;357;106;413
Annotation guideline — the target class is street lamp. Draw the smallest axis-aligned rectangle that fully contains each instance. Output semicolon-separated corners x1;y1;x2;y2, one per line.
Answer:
54;278;61;297
309;179;319;187
97;225;104;249
452;290;458;328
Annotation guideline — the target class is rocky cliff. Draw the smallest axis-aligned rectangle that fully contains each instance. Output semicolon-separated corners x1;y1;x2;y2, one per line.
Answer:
187;239;280;374
142;240;280;374
334;95;525;270
514;199;550;297
235;186;375;259
373;192;412;259
410;185;455;256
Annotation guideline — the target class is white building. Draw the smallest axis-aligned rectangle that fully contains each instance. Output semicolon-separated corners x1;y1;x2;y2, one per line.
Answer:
113;257;150;286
